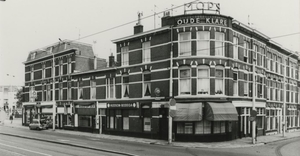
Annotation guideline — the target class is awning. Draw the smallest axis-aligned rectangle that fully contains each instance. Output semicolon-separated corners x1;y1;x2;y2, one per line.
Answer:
174;103;202;121
205;102;238;121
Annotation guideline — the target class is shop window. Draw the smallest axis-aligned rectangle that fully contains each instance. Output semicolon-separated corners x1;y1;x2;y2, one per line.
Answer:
179;68;191;95
142;41;151;63
143;71;151;97
179;32;191;56
143;117;151;131
78;116;92;127
197;31;210;55
215;66;224;95
233;37;238;59
195;121;204;134
203;120;211;134
122;75;129;98
177;122;193;134
110;116;114;129
197;66;210;94
213;121;225;134
215;32;225;56
123;117;129;130
121;46;129;66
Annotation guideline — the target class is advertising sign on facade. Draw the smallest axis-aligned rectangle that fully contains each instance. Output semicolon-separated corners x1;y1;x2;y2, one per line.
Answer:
107;103;138;109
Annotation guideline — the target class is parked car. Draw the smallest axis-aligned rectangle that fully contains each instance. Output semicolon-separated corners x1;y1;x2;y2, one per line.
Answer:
29;119;47;130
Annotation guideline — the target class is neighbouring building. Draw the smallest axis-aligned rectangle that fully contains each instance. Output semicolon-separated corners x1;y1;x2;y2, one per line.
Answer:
0;85;21;115
23;2;300;142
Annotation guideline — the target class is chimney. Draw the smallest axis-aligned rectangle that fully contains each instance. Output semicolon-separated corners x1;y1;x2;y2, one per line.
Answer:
109;53;115;67
94;56;97;69
134;12;144;34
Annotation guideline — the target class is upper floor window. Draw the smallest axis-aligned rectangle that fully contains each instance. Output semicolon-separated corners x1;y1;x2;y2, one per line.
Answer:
244;41;250;63
244;73;249;96
91;80;96;99
60;59;63;75
233;71;238;96
143;71;151;97
122;74;129;98
197;31;210;56
78;81;83;100
107;78;115;99
31;52;36;60
68;57;72;74
215;32;225;56
179;32;191;56
31;66;34;80
253;45;258;64
215;66;224;95
197;66;210;95
233;37;238;59
179;68;191;95
121;46;129;66
142;41;151;63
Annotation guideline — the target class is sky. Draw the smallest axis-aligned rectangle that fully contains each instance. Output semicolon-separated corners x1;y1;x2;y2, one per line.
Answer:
0;0;299;86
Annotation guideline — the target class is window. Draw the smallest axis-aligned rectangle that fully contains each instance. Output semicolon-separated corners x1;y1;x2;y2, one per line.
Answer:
121;46;129;66
215;32;225;56
197;31;210;55
31;52;36;59
110;116;114;129
68;82;72;100
31;67;34;80
195;120;212;134
123;117;129;130
213;121;226;134
244;73;248;96
244;41;250;63
233;71;238;96
179;68;191;95
215;66;224;95
47;84;51;101
253;45;258;65
233;37;238;59
257;76;263;98
107;78;115;99
60;60;63;75
122;75;129;98
142;41;151;63
68;57;72;74
78;82;83;100
42;64;45;78
179;32;191;56
143;71;151;97
143;118;151;131
90;80;96;99
197;66;210;94
177;122;193;134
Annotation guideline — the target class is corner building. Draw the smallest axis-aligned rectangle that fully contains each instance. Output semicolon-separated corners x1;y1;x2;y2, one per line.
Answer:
106;12;300;141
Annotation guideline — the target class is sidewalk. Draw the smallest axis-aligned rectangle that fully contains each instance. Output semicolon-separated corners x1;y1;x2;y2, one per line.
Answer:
1;118;300;148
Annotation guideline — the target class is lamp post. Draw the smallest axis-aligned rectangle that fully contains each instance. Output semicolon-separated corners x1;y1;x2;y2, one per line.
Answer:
252;58;256;144
283;52;295;137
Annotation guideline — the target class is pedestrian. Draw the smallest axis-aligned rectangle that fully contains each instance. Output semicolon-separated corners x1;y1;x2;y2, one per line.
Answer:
9;114;13;124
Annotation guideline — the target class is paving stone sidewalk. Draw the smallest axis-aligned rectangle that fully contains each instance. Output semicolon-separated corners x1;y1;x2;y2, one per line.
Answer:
1;118;300;148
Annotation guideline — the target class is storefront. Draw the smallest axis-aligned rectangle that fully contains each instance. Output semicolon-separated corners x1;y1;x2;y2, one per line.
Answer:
174;102;239;142
56;102;74;130
74;101;97;133
22;102;36;126
102;101;169;139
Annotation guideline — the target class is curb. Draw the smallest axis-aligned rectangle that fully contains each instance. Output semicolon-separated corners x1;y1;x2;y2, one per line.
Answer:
0;132;138;156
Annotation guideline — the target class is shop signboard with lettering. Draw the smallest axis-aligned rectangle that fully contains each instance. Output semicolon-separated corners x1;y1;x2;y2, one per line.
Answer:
107;103;138;109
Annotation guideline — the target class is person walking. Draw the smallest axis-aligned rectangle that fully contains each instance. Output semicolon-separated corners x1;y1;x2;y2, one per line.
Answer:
9;114;13;124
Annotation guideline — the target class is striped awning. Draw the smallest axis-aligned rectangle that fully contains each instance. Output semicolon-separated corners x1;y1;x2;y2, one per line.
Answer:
205;102;238;121
174;103;202;121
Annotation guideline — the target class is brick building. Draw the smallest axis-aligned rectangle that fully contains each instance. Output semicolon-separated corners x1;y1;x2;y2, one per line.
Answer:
22;40;107;128
23;3;300;142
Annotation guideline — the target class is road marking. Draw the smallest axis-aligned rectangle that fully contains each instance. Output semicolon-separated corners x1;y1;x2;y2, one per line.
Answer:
57;139;70;142
0;148;26;156
0;142;52;156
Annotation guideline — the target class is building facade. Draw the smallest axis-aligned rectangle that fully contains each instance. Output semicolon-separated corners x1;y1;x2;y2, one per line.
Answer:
23;3;300;142
0;85;21;115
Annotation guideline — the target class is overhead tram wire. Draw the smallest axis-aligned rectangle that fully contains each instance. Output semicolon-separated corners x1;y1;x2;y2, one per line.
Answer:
66;0;198;43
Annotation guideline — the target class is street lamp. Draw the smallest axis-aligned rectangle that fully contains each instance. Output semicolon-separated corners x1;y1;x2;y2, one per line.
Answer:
282;52;296;137
252;58;256;144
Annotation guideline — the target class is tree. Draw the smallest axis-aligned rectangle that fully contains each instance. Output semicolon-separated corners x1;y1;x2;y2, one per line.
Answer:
15;88;23;108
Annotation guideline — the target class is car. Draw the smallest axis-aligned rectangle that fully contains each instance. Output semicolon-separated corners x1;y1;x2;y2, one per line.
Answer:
29;119;47;130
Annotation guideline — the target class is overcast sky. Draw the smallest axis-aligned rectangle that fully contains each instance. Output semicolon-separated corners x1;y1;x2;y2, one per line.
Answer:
0;0;299;86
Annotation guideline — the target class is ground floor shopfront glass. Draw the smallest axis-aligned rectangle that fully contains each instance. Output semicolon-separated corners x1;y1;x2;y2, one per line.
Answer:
74;102;96;133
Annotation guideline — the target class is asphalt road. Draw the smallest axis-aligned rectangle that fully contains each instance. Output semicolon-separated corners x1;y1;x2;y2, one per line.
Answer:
0;126;299;156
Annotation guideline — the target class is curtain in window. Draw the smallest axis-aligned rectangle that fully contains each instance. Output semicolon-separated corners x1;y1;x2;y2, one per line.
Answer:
179;33;191;56
215;68;223;94
198;68;209;94
197;32;210;55
180;69;190;95
121;47;129;65
142;42;151;62
215;32;224;56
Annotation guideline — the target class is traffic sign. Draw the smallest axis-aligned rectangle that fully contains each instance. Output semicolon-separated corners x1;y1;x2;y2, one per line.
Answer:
169;98;176;106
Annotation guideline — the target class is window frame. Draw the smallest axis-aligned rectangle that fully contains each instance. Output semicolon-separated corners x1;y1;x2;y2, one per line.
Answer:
121;46;129;66
215;32;225;57
197;66;210;95
142;41;151;63
179;67;191;95
178;32;192;56
196;31;210;56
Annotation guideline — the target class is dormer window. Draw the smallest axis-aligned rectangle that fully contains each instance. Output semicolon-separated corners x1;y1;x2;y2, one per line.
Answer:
31;52;36;59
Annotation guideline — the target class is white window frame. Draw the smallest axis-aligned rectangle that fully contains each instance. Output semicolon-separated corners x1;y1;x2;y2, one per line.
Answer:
179;32;191;56
197;66;210;95
215;32;225;56
233;37;238;59
143;71;151;97
122;75;129;98
197;31;210;56
244;41;249;63
233;71;238;96
90;80;96;99
121;46;129;66
244;72;249;96
107;78;115;99
179;67;191;95
142;41;151;63
215;66;224;95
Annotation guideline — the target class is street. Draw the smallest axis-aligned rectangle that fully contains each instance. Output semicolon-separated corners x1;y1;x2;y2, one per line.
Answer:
1;125;299;156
